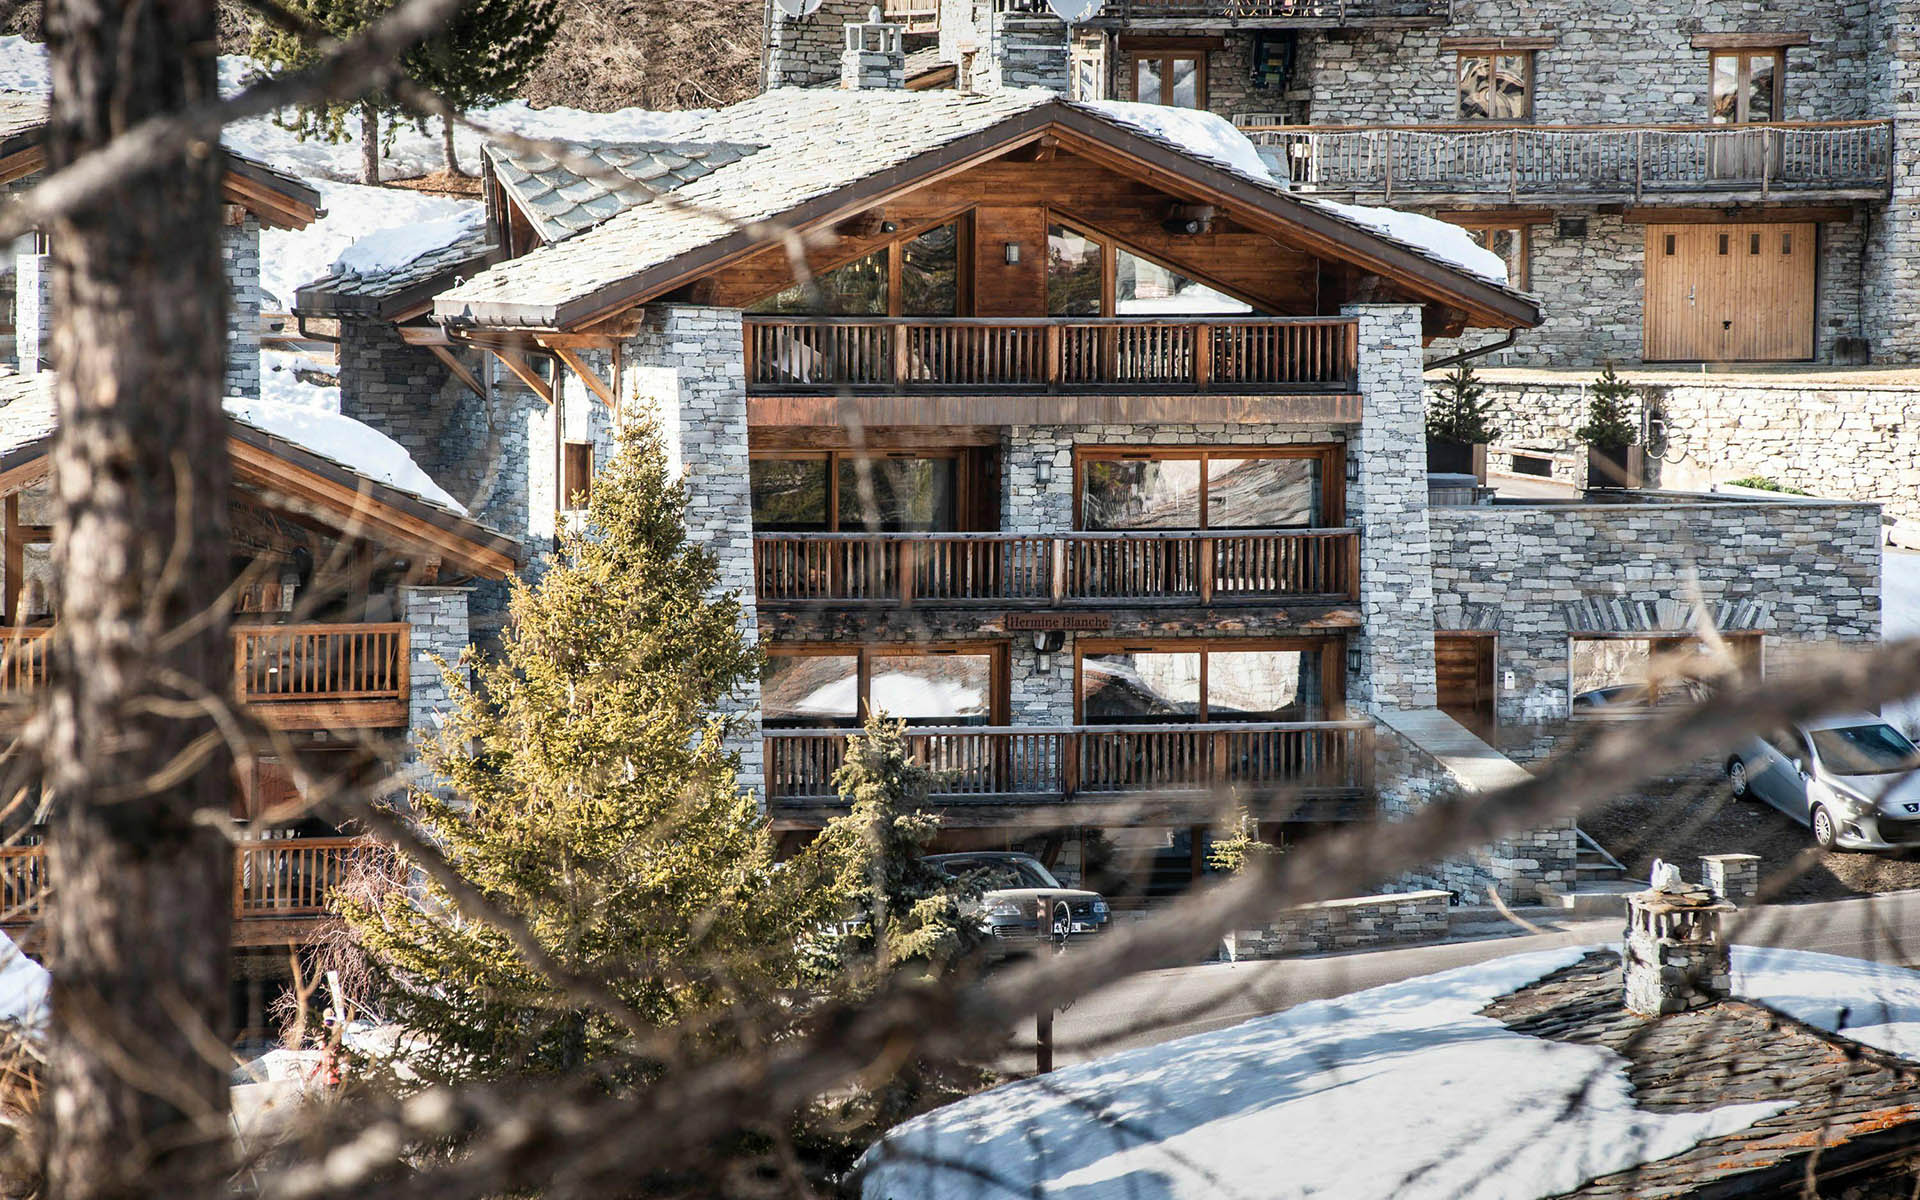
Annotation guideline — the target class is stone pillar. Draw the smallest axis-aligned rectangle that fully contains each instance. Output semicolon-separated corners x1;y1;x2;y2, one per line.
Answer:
979;11;1070;94
222;211;263;399
1699;853;1761;907
1864;1;1920;362
626;305;766;799
14;236;49;374
841;12;905;90
402;584;472;772
1345;303;1437;712
1622;886;1734;1016
765;0;870;89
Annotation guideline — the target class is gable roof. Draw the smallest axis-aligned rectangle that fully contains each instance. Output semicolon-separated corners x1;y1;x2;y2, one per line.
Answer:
0;92;321;230
295;224;497;321
433;89;1541;333
0;373;519;576
485;139;761;244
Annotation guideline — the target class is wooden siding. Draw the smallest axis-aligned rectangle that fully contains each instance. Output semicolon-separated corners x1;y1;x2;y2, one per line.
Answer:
1434;633;1496;739
1643;222;1815;362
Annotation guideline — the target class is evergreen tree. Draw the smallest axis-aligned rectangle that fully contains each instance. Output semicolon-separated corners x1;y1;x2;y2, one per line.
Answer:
248;0;397;185
1207;809;1282;874
1425;364;1500;446
1576;363;1640;450
343;420;836;1082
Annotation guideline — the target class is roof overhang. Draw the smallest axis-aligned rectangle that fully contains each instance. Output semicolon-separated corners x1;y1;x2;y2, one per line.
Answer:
294;246;501;322
0;135;319;230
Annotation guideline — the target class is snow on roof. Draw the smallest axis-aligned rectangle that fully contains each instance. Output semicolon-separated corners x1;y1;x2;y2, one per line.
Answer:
262;349;340;413
1312;198;1510;287
262;180;479;312
861;944;1920;1200
224;395;467;514
0;930;47;1032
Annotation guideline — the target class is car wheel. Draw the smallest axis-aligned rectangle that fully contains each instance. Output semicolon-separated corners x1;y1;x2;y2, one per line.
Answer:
1811;804;1839;851
1726;757;1751;799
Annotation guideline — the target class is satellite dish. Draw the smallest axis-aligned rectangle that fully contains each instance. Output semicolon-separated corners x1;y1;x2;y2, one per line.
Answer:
773;0;824;16
1046;0;1105;19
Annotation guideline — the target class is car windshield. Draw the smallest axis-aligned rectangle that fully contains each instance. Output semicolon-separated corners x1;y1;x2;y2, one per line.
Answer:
943;858;1059;890
1810;724;1920;776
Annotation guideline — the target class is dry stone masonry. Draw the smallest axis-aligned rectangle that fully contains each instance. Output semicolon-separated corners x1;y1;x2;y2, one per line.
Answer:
1224;889;1450;960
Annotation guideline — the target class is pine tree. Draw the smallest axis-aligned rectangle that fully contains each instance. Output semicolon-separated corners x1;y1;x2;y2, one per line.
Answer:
1207;809;1282;874
342;419;837;1081
1576;363;1640;450
247;0;396;185
1425;364;1500;446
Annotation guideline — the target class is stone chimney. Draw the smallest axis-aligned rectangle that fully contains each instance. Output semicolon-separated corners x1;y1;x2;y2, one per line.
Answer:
13;234;50;374
1622;868;1735;1016
841;8;906;90
977;7;1070;95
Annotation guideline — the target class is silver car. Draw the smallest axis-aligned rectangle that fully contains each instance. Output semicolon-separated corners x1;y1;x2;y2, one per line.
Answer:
1726;714;1920;850
923;852;1110;951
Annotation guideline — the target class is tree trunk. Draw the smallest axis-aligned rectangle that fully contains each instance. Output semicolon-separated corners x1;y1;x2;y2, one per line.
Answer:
442;114;461;176
40;0;236;1195
361;101;379;185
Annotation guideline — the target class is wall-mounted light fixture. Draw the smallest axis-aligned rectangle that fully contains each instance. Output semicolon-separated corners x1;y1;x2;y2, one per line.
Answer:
1004;241;1021;265
880;220;898;233
1031;630;1066;655
1034;459;1053;485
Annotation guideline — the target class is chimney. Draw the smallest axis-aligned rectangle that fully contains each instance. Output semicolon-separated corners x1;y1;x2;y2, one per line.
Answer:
977;6;1070;95
1622;863;1735;1016
842;7;906;90
14;233;50;375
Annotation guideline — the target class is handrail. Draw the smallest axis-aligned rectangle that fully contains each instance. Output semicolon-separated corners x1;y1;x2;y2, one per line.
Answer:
1095;0;1449;18
1240;118;1895;135
768;720;1376;738
740;314;1357;327
753;527;1360;541
0;837;385;925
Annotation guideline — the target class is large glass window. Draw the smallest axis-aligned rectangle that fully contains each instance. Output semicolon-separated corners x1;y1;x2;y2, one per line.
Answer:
763;652;860;728
749;458;830;531
1078;448;1333;531
764;646;1002;727
869;653;992;724
1568;634;1761;716
1047;226;1104;316
1132;53;1205;108
750;248;889;316
750;451;964;532
1456;52;1532;121
751;220;962;316
1079;640;1335;723
900;222;959;317
1048;224;1253;316
1115;248;1251;316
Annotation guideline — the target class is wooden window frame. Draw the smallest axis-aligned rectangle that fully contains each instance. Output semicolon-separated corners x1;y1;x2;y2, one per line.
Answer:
561;440;593;512
764;641;1011;724
1444;219;1532;290
1073;635;1348;723
750;447;973;533
1565;631;1764;720
1071;444;1346;530
2;492;51;625
746;215;973;317
1454;49;1535;122
1708;48;1785;124
1130;51;1208;110
1043;217;1262;318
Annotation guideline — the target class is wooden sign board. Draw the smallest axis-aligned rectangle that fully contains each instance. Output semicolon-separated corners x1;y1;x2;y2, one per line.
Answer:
1004;613;1111;632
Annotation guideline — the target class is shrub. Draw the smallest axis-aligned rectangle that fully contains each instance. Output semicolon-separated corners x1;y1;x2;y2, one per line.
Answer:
1574;363;1639;450
1425;364;1501;445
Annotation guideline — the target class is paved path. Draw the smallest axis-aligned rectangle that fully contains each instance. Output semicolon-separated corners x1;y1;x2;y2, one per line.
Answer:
1033;890;1920;1067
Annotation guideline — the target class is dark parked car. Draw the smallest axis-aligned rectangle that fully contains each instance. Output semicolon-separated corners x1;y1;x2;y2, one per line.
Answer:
924;852;1110;951
1727;714;1920;850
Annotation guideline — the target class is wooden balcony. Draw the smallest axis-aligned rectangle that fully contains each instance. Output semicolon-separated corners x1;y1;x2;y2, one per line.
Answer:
1243;120;1895;204
882;0;940;33
1086;0;1449;25
753;528;1358;607
0;837;386;947
744;316;1359;397
0;623;410;730
765;720;1375;826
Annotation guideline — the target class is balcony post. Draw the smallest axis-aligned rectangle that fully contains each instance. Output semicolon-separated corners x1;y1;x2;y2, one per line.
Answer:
1051;538;1068;604
1199;537;1215;604
1634;129;1644;202
1194;323;1212;392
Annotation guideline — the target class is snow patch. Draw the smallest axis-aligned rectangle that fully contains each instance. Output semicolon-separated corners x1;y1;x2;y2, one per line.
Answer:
261;181;477;311
1884;551;1920;734
226;394;465;514
331;207;484;279
1318;198;1511;286
0;930;47;1031
1733;944;1920;1059
861;946;1790;1200
261;350;340;414
1085;100;1277;184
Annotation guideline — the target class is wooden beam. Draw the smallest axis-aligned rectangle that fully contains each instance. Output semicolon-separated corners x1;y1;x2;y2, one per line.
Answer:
425;342;486;400
0;457;50;501
1438;36;1556;50
0;145;44;188
548;344;617;409
1690;31;1811;49
1432;207;1556;226
397;325;453;347
1116;34;1227;50
1622;204;1856;224
485;345;555;405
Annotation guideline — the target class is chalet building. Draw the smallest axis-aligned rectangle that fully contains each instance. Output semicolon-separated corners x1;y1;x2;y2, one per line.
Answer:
769;0;1920;370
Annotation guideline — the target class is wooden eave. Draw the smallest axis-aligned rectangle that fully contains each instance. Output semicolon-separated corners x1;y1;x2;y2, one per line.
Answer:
453;100;1539;335
0;141;319;229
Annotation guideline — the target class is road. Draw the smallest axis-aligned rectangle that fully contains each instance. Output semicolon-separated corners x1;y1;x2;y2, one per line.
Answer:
1033;890;1920;1067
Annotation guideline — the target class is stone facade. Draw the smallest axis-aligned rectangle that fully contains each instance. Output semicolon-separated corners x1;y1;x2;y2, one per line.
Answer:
1700;853;1760;907
980;13;1070;94
626;305;766;793
13;238;47;374
1430;498;1881;757
1346;304;1436;712
1622;887;1734;1015
1223;889;1450;960
402;585;472;771
842;14;906;90
1864;0;1920;362
223;214;263;399
765;0;873;90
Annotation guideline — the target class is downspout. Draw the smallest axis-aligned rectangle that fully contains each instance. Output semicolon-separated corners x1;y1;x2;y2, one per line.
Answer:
1423;328;1516;372
294;313;341;345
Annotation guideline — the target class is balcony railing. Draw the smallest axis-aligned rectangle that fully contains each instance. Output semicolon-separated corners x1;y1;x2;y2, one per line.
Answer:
1243;120;1895;202
744;316;1358;395
0;837;385;928
1091;0;1448;21
766;720;1374;804
882;0;940;32
0;623;410;728
753;528;1359;606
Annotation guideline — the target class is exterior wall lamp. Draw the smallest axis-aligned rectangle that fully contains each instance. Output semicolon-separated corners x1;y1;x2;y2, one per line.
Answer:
1004;241;1021;265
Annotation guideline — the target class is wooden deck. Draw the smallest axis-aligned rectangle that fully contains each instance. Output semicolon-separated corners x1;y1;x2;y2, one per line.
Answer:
765;720;1375;828
753;528;1359;607
1243;120;1894;204
744;316;1358;397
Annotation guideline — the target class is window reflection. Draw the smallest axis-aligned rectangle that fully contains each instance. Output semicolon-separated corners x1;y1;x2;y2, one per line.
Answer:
869;654;991;724
900;223;959;317
1206;457;1320;529
1115;249;1249;315
1207;650;1321;721
837;457;955;532
1082;459;1203;530
749;248;888;316
1081;645;1329;723
763;654;860;727
1047;225;1103;316
1082;651;1201;723
1458;52;1531;120
1079;451;1326;531
749;459;830;531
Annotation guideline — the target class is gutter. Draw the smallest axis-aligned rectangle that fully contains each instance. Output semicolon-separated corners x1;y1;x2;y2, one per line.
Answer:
1424;328;1517;372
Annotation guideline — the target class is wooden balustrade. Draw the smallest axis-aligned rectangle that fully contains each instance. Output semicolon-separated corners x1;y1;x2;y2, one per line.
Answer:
1244;120;1894;201
0;629;49;694
764;721;1375;803
1096;0;1448;19
235;623;408;703
0;837;383;929
881;0;940;31
744;317;1357;395
753;528;1358;606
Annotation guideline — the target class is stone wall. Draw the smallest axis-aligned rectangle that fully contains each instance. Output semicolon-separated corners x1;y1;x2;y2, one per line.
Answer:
402;585;471;774
627;305;766;793
223;214;263;399
1863;0;1920;361
1223;889;1450;960
981;13;1069;93
764;0;871;89
13;239;47;374
1430;498;1882;758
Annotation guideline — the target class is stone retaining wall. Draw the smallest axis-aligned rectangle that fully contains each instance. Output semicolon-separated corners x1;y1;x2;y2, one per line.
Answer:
1224;889;1450;960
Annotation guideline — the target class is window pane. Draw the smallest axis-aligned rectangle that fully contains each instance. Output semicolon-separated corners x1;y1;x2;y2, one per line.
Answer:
1458;55;1490;119
1168;56;1200;108
1206;649;1322;721
1746;55;1775;121
748;248;889;315
901;222;958;317
1081;651;1201;722
869;654;991;724
1206;457;1321;528
763;654;859;727
1135;58;1163;105
1710;55;1739;123
1471;227;1527;289
838;456;955;532
1569;638;1715;713
1115;248;1251;315
1047;225;1104;316
750;458;830;531
1489;54;1529;119
1081;458;1204;530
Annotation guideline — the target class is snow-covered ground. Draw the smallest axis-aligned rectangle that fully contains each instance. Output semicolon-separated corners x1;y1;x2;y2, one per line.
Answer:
859;945;1920;1200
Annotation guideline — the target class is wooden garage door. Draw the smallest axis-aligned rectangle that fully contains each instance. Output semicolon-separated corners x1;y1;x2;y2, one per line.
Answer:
1435;634;1496;739
1644;223;1814;362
